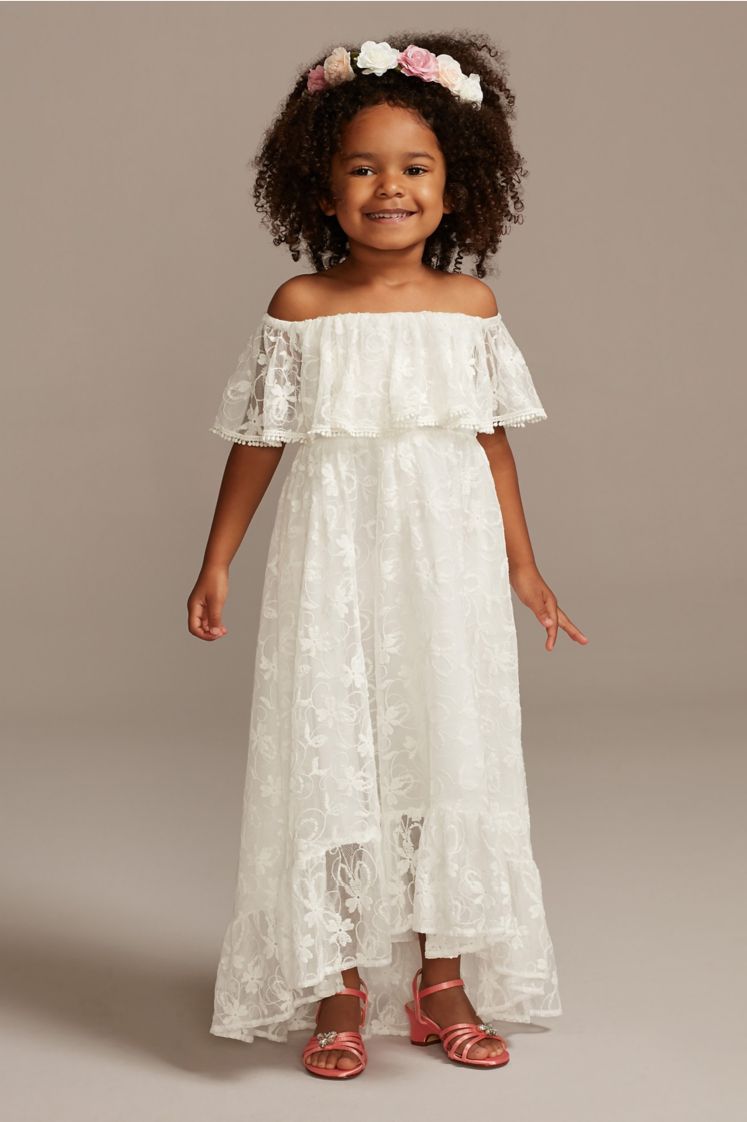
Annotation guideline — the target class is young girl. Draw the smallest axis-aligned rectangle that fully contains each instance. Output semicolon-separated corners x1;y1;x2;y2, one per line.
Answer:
189;31;588;1080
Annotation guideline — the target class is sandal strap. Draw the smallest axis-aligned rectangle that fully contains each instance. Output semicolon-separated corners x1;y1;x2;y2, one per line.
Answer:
303;1030;366;1066
412;967;465;1019
337;986;366;999
418;977;465;999
441;1023;507;1058
335;979;369;1027
304;1029;365;1049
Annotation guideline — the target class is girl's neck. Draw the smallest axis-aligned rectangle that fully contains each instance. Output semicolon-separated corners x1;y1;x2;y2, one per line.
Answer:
329;248;438;288
322;259;446;294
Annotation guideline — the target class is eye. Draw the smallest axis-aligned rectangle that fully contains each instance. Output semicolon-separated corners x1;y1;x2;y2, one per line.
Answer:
349;165;430;176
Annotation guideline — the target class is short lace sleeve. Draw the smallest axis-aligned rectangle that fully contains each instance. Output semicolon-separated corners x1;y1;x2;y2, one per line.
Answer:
209;316;302;447
475;316;548;428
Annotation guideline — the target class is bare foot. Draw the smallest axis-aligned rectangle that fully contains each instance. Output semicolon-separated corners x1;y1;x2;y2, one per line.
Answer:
306;971;365;1073
419;972;507;1061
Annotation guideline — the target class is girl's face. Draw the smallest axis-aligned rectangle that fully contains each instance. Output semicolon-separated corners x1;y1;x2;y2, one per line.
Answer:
321;103;453;255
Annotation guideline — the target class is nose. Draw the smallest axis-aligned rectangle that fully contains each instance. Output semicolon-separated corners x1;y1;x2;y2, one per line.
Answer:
376;183;405;199
375;172;406;197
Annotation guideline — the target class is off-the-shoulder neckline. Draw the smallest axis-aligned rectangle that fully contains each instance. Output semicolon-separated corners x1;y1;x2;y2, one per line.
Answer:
262;309;503;327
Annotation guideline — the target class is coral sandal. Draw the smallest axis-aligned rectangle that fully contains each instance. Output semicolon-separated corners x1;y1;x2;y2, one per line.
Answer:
405;968;510;1068
301;980;369;1079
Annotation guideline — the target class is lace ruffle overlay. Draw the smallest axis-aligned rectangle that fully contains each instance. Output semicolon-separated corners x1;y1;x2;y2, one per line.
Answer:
209;310;548;448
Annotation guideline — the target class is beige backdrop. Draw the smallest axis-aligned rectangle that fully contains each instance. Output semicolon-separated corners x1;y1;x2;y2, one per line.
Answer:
2;3;745;1120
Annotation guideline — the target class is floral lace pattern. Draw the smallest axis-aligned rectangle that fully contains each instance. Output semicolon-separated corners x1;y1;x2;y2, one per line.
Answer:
209;415;562;1043
209;310;547;447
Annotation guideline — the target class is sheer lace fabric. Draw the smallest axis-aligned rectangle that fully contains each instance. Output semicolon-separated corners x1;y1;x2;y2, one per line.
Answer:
208;312;561;1042
209;310;547;447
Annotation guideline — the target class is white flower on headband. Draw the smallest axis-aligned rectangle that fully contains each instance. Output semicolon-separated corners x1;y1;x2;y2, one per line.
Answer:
306;40;483;106
456;72;483;106
357;40;401;77
435;54;466;94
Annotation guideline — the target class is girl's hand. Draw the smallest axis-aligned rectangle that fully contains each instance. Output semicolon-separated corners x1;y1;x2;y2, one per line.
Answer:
187;564;229;641
509;564;589;652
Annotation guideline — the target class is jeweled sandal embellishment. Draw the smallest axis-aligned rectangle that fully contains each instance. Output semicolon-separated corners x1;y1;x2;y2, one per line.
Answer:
315;1030;339;1048
477;1022;501;1036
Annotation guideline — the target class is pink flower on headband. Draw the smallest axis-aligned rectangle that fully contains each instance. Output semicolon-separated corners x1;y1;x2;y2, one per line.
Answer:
306;65;328;93
397;45;440;83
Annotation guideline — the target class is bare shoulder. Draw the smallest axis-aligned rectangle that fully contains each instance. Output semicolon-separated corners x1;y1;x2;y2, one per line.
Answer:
445;274;499;318
266;275;325;322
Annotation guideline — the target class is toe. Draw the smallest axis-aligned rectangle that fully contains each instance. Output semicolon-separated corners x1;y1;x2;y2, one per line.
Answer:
337;1051;358;1070
464;1037;506;1061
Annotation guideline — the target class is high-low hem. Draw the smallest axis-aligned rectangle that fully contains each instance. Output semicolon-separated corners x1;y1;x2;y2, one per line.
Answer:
210;919;561;1044
210;1002;562;1046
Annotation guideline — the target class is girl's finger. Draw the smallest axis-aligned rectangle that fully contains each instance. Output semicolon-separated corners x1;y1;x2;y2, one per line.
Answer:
539;593;558;652
557;607;589;645
188;598;226;640
188;604;211;639
206;598;227;638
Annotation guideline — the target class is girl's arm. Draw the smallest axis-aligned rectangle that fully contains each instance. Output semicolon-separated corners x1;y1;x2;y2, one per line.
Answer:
188;443;285;641
477;427;588;651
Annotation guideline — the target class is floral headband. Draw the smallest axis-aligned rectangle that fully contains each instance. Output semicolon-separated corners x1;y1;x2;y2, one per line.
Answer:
306;40;483;107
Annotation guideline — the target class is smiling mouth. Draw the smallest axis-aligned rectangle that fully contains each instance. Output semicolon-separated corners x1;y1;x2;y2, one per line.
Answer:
365;210;416;223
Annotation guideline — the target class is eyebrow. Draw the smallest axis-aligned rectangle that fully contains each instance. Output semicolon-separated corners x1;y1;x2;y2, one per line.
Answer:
340;150;436;161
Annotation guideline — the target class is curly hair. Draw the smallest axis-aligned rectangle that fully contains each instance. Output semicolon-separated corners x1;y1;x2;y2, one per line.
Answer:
250;29;529;278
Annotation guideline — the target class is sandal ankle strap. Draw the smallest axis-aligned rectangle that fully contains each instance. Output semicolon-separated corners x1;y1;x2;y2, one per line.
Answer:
337;985;367;999
418;977;465;999
413;967;465;1016
335;979;369;1027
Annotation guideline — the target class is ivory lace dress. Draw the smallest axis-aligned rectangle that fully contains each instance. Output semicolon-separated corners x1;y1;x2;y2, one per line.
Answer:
207;309;562;1043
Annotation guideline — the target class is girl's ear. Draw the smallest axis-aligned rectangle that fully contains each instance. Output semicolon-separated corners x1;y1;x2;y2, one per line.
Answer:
318;195;336;217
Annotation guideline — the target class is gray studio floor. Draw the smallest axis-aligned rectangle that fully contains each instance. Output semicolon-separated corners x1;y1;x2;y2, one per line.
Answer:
3;693;743;1122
